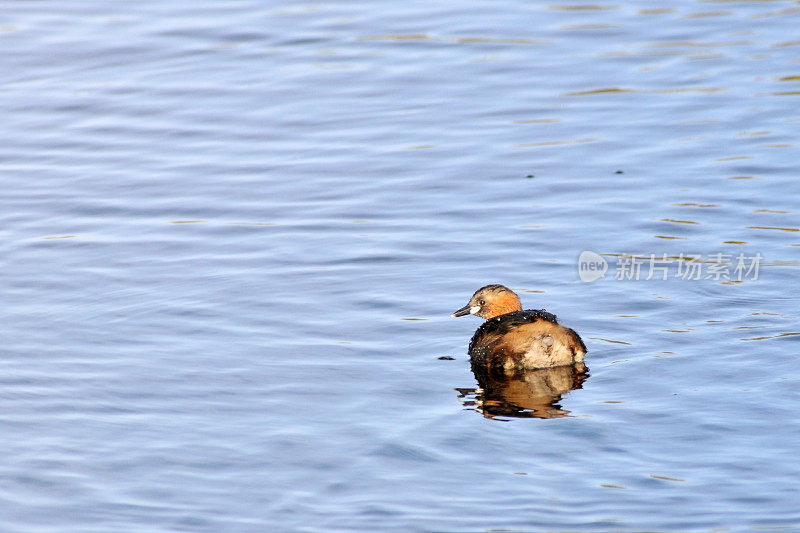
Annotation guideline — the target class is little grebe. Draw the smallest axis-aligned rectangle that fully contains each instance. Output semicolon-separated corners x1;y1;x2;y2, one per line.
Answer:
452;284;586;376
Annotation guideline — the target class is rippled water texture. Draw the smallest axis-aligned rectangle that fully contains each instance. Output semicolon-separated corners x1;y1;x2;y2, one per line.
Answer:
2;0;800;531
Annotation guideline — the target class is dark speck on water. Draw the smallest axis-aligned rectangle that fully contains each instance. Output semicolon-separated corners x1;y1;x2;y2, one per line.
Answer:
2;0;800;531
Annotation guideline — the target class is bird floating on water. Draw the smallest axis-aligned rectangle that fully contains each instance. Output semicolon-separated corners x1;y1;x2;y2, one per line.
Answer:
452;284;586;378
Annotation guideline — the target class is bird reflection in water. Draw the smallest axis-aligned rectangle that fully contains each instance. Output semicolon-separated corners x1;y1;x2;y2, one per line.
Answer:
457;362;589;419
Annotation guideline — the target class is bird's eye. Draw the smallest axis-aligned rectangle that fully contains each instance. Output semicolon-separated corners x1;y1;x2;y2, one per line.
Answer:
478;299;485;306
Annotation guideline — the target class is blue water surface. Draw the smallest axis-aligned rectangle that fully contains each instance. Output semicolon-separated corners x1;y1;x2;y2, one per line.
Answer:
2;0;799;531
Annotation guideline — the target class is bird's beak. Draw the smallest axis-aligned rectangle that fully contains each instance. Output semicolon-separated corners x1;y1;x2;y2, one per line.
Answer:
451;304;475;318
